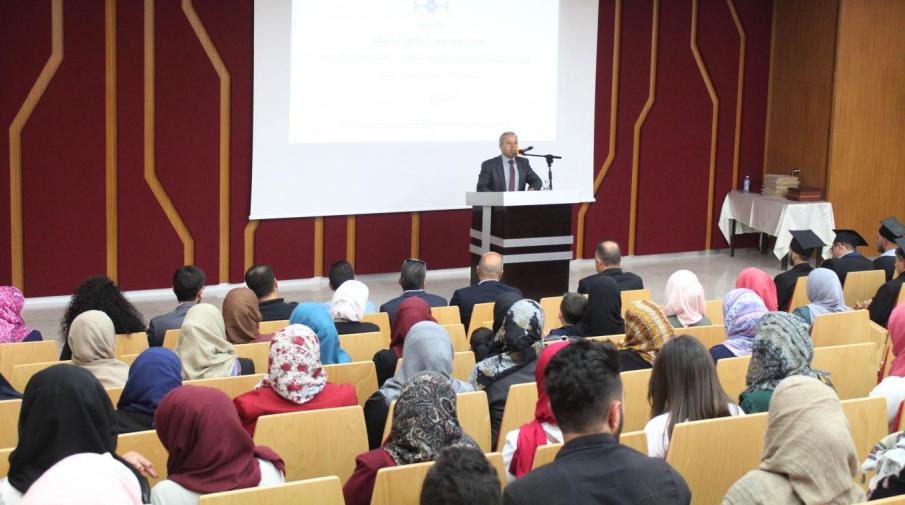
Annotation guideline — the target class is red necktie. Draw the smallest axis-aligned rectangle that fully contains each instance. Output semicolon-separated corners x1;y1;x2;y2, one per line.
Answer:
508;159;516;191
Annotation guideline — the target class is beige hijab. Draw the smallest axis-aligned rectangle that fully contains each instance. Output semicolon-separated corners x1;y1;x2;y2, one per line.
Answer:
69;310;130;387
722;375;865;505
176;304;237;380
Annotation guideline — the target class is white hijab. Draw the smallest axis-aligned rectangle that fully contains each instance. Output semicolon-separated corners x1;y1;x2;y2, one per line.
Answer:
330;280;369;322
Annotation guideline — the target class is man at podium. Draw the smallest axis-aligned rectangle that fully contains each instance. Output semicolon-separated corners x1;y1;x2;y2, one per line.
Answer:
476;131;543;192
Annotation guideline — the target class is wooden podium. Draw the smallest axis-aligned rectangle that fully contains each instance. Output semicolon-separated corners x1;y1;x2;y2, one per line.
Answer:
466;191;579;301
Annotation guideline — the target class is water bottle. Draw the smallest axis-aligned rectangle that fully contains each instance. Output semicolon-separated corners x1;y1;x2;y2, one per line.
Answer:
743;175;750;193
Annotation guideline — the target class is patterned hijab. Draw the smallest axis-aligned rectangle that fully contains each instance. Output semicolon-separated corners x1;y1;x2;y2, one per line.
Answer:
262;324;327;405
804;268;849;321
289;303;350;364
330;280;369;323
620;300;675;364
735;268;779;311
473;299;544;388
862;430;905;496
69;310;130;388
176;304;237;380
382;372;479;466
663;270;707;327
390;297;436;358
744;312;831;395
574;277;625;337
222;287;262;344
721;288;768;356
0;286;32;343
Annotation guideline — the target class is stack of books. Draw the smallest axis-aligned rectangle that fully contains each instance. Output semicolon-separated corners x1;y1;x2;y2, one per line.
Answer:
786;187;824;201
762;174;800;199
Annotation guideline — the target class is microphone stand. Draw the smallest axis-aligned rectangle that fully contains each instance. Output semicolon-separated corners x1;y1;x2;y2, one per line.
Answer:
522;152;563;190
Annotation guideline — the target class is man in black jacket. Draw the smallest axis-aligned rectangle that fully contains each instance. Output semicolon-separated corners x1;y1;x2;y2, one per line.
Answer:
821;229;875;285
244;264;298;321
774;230;823;311
577;240;643;294
450;252;522;329
874;217;905;281
476;131;543;192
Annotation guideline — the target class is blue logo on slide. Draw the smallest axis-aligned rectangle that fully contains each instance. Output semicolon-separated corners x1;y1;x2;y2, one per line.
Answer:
414;0;448;14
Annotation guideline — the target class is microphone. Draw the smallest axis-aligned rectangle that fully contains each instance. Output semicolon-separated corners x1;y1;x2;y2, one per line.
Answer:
517;146;534;155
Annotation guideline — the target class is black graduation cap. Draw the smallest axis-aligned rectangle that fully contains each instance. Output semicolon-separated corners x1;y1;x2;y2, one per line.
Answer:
789;229;825;257
896;237;905;254
879;217;905;241
832;229;868;248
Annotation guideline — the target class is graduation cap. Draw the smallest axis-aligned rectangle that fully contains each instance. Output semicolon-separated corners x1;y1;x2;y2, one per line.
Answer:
789;229;825;257
832;229;868;248
879;217;905;241
897;237;905;255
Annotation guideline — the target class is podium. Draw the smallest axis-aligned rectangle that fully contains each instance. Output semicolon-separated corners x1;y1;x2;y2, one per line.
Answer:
466;191;579;301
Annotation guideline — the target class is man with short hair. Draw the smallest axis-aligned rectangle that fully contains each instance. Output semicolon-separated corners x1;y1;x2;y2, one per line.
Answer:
420;446;501;505
327;260;377;313
502;339;691;505
821;229;875;285
147;265;205;347
774;230;823;311
476;131;543;192
577;241;643;294
244;264;298;321
546;292;587;339
450;252;522;329
379;258;447;325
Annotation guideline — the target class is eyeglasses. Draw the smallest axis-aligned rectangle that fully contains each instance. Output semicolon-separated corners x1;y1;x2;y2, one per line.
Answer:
402;258;426;269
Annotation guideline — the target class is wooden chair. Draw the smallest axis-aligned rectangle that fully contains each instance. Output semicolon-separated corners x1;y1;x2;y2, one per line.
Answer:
452;351;475;382
370;453;506;505
481;320;493;330
622;369;652;433
621;429;648;454
198;476;344;505
679;325;728;350
870;321;891;369
107;386;124;406
704;299;724;325
117;429;169;487
531;430;649;471
716;356;751;404
841;396;888;465
812;343;877;400
843;270;887;307
467;303;495;338
898;283;905;305
496;382;538;450
120;353;140;366
337;331;385;363
11;360;70;392
539;295;564;336
253;405;367;483
0;447;11;478
362;313;391;343
258;319;289;335
485;452;507;489
620;289;652;315
383;391;492;452
881;343;894;381
323;361;378;406
0;341;59;379
788;276;809;311
441;323;468;352
431;306;461;326
115;332;149;358
183;374;266;399
0;400;22;449
234;342;270;374
812;310;872;347
163;329;180;349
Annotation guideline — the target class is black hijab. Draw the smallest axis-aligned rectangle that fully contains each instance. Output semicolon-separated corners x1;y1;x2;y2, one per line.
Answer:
0;373;20;400
492;292;522;334
575;277;625;337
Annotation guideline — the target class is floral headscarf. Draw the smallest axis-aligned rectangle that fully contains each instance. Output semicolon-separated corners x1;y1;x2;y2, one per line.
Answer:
721;288;768;356
0;286;32;343
262;324;327;404
744;312;831;394
472;299;544;389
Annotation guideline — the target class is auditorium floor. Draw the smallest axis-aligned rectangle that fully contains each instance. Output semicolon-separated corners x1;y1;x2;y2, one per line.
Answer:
22;248;784;345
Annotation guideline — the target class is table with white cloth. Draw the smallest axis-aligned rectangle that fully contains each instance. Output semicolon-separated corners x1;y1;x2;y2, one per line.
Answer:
717;191;835;263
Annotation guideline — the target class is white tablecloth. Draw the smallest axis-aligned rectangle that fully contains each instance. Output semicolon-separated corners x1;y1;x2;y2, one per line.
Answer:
717;191;835;259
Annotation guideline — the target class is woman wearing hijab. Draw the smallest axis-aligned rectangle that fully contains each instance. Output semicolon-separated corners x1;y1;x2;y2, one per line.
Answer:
176;304;250;379
739;312;832;414
344;372;479;505
501;341;568;481
734;268;779;312
870;303;905;426
791;267;850;327
152;386;285;505
21;453;143;505
0;365;150;505
363;321;472;449
861;430;905;499
222;287;270;344
722;376;864;505
234;324;357;435
618;300;675;372
288;303;351;364
59;276;145;360
663;270;711;328
69;310;130;388
372;297;436;386
330;280;380;336
573;277;625;337
0;286;41;342
709;289;769;361
114;348;183;434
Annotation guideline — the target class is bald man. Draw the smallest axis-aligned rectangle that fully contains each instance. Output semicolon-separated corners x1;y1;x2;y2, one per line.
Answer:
577;240;644;294
451;252;523;328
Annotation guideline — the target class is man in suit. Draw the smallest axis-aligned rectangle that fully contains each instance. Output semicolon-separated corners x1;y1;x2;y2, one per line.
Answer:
450;252;522;329
859;238;905;327
380;258;448;326
147;265;205;347
874;217;905;281
502;339;691;505
821;229;875;285
577;240;644;294
774;230;822;311
244;264;298;321
476;131;543;192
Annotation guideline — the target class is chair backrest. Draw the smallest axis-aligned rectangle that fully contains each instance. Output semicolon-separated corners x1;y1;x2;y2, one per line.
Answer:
233;342;271;373
115;333;149;358
11;360;70;392
431;306;461;326
117;429;169;487
841;396;888;465
621;429;648;454
539;296;564;336
531;430;648;471
0;341;59;379
467;303;495;338
258;320;289;335
120;353;140;365
899;283;905;305
704;299;724;325
679;325;728;350
383;391;492;452
881;343;894;380
485;452;507;489
716;356;751;405
620;289;652;315
338;331;386;363
843;270;887;307
0;447;12;478
370;460;434;505
323;361;378;406
496;382;538;450
183;374;266;399
812;310;871;347
621;368;653;433
452;351;475;382
106;386;124;406
788;276;809;312
361;313;391;344
253;405;367;483
163;329;180;349
812;343;877;400
0;399;22;450
440;323;468;352
198;476;344;505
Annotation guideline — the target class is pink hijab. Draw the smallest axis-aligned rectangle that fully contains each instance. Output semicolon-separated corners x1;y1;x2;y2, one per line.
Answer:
663;270;707;327
20;453;142;505
735;268;779;311
0;287;32;343
887;303;905;377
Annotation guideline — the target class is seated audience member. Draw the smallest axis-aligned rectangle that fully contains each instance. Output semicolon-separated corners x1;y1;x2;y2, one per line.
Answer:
327;260;377;313
373;297;435;386
364;321;472;449
492;292;522;334
380;258;448;326
722;376;864;505
470;299;545;448
223;287;271;344
502;342;568;481
790;267;850;327
735;267;778;311
617;300;675;372
545;293;587;339
59;276;146;360
874;217;905;281
20;453;143;505
289;303;351;364
176;304;253;379
0;374;20;400
502;340;691;505
739;312;831;414
774;230;822;311
821;229;875;285
0;365;151;504
345;373;479;505
147;266;204;347
663;270;710;329
450;252;522;329
578;240;644;293
244;264;298;321
234;324;357;435
0;286;42;343
861;237;905;327
645;336;743;458
870;303;905;427
152;386;285;505
709;289;768;361
330;280;380;335
114;348;182;434
421;446;502;505
470;327;495;362
861;430;905;500
573;277;625;338
70;310;130;388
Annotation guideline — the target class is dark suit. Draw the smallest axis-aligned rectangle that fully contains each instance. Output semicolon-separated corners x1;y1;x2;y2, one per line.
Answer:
774;263;813;311
821;252;875;285
380;290;448;327
503;433;691;505
450;280;522;329
147;302;194;347
259;298;298;321
875;255;897;281
869;275;905;327
578;269;644;294
476;155;543;192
